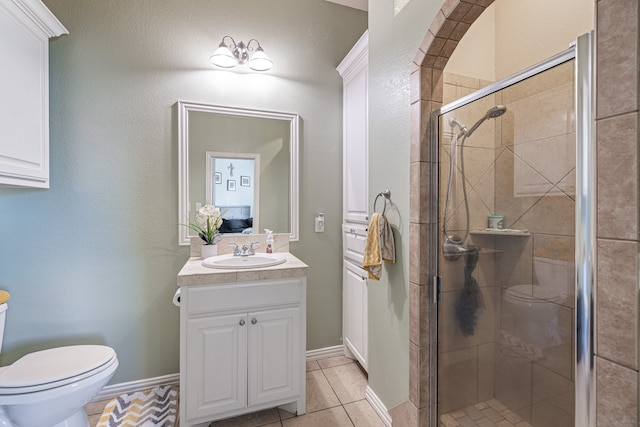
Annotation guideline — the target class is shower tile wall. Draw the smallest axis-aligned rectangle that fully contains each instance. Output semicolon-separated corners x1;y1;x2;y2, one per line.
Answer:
595;1;640;423
439;64;575;427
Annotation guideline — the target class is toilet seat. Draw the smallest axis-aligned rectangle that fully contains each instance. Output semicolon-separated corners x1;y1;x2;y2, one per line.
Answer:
0;345;116;395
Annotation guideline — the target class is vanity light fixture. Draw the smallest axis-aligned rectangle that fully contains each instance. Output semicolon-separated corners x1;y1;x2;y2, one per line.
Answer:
210;36;274;71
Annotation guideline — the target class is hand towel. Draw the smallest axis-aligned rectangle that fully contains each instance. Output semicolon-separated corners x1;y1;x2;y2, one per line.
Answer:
362;213;396;280
0;290;10;304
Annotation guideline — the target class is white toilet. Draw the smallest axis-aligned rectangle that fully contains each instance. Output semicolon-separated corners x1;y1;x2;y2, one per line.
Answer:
502;257;571;350
0;303;118;427
503;284;566;349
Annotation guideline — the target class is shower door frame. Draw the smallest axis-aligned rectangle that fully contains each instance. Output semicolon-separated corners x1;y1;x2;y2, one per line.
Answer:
428;32;594;426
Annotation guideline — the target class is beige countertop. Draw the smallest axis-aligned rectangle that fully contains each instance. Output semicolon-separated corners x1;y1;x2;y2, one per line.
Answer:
177;252;308;287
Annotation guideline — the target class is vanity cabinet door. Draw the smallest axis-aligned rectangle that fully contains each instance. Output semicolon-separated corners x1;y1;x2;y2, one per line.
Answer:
248;307;302;407
185;313;248;420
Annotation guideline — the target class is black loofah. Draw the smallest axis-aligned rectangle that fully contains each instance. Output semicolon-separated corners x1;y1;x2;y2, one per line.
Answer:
455;245;483;337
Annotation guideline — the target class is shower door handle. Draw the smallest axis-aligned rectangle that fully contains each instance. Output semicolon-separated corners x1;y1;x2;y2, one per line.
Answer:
433;276;442;303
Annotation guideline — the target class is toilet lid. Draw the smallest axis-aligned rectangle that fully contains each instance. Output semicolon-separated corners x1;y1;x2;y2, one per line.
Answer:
0;345;116;391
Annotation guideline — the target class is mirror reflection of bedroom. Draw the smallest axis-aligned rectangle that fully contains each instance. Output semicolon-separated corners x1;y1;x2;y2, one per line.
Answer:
180;102;297;244
207;153;260;234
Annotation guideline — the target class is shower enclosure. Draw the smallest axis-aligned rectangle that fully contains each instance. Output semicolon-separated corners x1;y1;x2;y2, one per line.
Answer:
429;33;594;427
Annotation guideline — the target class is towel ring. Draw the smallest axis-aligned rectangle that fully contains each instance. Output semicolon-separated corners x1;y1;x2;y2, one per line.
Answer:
374;189;391;215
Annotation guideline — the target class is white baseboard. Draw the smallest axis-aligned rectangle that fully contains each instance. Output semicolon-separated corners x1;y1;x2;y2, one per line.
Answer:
92;345;345;402
305;345;345;361
92;373;180;402
365;386;392;427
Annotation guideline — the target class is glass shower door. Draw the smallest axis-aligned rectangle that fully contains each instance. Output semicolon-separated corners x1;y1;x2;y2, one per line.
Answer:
435;52;581;427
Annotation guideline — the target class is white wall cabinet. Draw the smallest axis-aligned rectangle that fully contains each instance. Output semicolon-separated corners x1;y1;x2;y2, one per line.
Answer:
0;0;67;188
180;278;306;427
337;30;369;225
337;31;369;372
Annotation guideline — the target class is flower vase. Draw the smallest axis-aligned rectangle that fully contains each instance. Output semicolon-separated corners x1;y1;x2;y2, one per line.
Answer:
201;244;218;259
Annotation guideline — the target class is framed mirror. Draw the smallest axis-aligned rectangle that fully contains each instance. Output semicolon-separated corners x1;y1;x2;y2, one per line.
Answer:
178;101;299;245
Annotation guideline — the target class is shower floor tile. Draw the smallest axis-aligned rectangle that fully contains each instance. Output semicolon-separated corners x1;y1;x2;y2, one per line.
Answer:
440;399;534;427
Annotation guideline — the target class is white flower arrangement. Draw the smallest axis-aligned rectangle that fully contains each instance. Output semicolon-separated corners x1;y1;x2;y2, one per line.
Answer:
182;204;224;245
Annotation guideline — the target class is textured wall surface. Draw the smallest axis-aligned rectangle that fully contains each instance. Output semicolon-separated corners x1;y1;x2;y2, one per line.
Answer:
0;0;366;384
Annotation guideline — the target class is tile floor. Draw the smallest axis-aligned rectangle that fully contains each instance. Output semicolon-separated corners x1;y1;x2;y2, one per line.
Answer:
86;355;386;427
440;399;534;427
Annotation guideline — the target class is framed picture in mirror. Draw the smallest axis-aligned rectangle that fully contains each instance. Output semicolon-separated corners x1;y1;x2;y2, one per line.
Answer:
215;172;222;184
227;180;236;191
241;176;251;187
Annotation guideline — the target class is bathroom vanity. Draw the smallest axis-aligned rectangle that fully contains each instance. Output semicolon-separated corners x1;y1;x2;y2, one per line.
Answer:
177;252;307;427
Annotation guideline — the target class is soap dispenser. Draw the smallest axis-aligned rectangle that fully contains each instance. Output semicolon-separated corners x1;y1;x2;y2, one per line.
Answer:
265;229;274;253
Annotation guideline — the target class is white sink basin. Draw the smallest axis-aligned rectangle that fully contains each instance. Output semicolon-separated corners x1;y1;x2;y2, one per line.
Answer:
202;253;287;269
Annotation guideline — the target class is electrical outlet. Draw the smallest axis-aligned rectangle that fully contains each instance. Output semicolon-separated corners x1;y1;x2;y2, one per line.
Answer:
315;213;325;233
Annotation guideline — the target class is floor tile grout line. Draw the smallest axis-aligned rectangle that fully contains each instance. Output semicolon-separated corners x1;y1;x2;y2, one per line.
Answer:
319;363;352;423
319;361;357;426
325;360;375;426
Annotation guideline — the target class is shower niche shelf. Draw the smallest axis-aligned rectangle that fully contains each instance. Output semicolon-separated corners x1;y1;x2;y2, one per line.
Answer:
470;229;531;237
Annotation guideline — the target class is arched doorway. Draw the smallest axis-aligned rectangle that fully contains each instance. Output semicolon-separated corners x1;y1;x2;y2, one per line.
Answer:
406;1;604;426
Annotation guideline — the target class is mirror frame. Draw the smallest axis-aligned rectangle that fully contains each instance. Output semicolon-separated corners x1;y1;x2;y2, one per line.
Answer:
178;101;300;245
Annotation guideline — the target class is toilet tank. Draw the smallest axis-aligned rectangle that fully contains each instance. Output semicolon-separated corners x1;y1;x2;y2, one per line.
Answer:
0;303;7;352
533;257;574;297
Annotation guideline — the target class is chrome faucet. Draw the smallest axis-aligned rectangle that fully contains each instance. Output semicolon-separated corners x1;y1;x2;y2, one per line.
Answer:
231;242;260;256
249;242;260;255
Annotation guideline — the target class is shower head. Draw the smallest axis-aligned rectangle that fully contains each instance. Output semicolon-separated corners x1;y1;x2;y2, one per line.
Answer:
465;105;507;138
486;105;507;119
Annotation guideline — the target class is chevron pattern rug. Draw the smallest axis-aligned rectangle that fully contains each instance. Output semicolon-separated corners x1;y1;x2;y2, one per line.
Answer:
96;385;178;427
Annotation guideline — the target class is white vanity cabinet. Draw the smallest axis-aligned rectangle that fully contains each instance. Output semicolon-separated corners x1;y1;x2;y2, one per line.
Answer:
178;255;307;427
338;31;369;371
0;0;67;188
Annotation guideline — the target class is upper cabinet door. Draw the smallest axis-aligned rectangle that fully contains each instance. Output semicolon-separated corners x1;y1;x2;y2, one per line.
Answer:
338;31;369;225
0;0;67;188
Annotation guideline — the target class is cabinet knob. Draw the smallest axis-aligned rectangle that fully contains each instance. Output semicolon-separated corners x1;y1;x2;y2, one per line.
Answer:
251;318;258;325
239;319;246;326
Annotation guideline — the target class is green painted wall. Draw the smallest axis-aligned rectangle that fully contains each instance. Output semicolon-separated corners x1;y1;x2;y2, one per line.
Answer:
0;0;366;385
367;0;438;409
